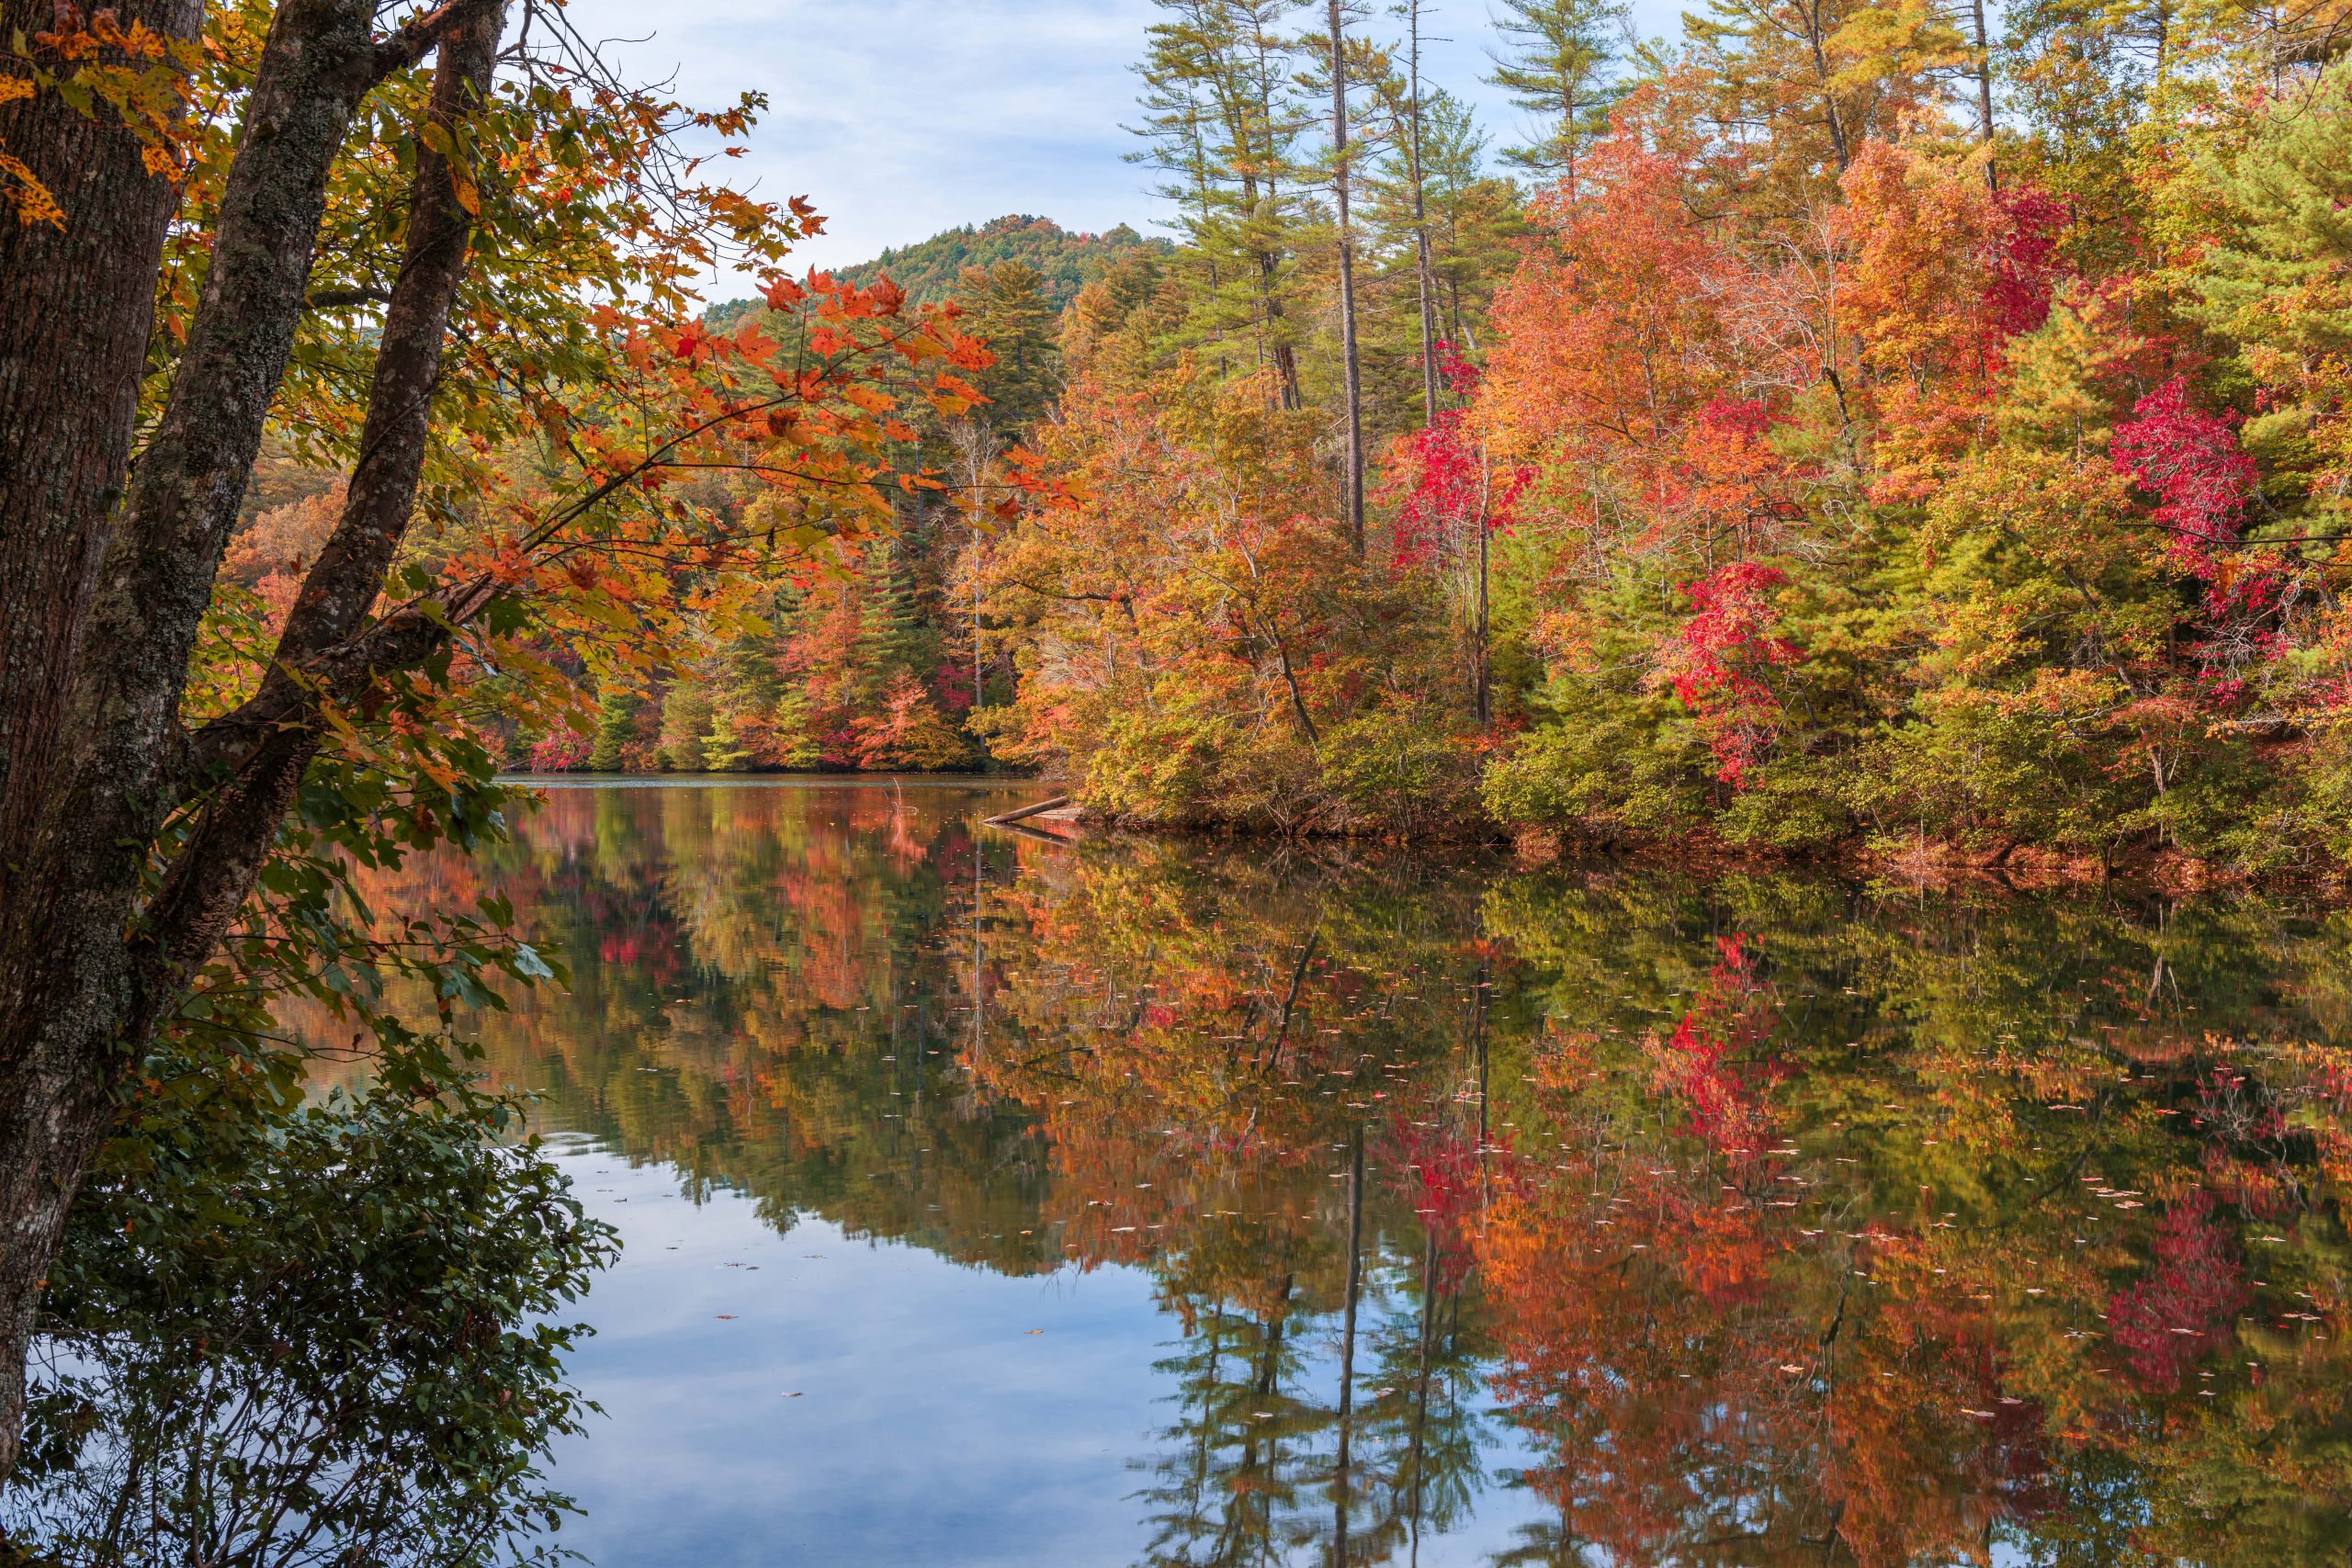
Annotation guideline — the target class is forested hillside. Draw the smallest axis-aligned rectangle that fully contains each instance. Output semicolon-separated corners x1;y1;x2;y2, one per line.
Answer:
365;0;2352;878
700;216;1162;331
839;215;1165;307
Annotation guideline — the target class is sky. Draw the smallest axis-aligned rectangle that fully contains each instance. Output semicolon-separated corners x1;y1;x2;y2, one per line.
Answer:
560;0;1691;296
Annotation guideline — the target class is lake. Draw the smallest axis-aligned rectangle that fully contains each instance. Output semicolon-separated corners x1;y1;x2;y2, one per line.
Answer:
371;778;2352;1566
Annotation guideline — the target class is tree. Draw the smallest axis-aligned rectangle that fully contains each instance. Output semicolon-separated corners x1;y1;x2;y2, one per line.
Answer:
1363;87;1520;361
1483;0;1628;191
7;1090;614;1566
1686;0;1965;185
0;0;980;1476
1323;0;1370;554
953;259;1062;429
1130;0;1314;407
1393;0;1442;422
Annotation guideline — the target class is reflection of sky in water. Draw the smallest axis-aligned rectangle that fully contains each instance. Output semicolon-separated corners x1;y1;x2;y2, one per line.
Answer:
543;1140;1549;1568
340;778;2352;1566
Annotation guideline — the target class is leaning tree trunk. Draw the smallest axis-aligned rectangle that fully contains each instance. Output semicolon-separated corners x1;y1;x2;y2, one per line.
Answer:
0;0;506;1478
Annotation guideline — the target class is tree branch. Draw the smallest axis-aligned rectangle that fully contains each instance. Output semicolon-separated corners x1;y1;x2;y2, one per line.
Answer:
369;0;503;83
142;4;510;998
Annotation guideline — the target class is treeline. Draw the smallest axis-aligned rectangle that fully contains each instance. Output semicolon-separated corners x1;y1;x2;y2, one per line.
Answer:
455;0;2352;874
961;0;2352;874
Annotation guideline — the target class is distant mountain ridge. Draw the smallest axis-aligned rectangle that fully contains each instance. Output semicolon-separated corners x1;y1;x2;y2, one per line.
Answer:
707;215;1163;327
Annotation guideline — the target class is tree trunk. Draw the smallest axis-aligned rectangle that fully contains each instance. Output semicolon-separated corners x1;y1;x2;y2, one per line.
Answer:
1475;457;1491;726
1327;0;1364;557
0;0;202;1485
1801;0;1851;172
1971;0;1997;193
1332;1124;1364;1566
0;0;198;873
1256;246;1303;411
0;0;506;1479
1405;0;1439;426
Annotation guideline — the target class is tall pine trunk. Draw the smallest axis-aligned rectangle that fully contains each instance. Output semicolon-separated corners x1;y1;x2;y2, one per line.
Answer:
1972;0;1998;192
1405;0;1439;426
1327;0;1364;557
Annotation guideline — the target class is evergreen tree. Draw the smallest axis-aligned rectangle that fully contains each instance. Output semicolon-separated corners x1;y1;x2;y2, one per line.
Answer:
1393;0;1443;422
1687;0;1965;186
1410;92;1521;354
859;538;936;710
1483;0;1628;190
587;682;646;773
1319;0;1371;552
658;677;715;772
1061;247;1175;385
952;261;1062;429
1129;0;1315;406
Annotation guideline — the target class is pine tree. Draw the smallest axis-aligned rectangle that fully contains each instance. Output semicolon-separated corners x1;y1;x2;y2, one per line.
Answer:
658;677;715;772
1324;0;1369;552
586;682;645;773
1129;0;1314;406
1483;0;1627;191
1397;0;1442;422
1688;0;1964;185
952;261;1062;430
1416;92;1522;354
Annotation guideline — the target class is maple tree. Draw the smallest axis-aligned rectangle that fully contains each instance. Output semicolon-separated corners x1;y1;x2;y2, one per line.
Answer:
0;0;993;1483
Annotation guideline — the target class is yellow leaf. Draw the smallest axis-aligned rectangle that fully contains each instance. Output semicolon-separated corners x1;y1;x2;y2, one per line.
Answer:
0;151;64;229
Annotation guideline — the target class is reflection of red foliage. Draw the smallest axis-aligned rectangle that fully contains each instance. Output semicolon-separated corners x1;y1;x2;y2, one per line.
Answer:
1651;934;1786;1160
1674;1198;1770;1306
1952;1340;2059;1522
2105;1188;2250;1390
1387;1114;1511;1289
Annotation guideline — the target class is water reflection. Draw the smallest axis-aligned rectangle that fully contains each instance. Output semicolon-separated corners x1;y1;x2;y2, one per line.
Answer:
345;781;2352;1566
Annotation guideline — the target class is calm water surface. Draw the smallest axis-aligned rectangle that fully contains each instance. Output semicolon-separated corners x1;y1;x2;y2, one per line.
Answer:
376;779;2352;1566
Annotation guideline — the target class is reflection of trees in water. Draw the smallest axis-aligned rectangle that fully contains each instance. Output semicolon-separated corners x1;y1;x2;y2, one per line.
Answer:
1137;1230;1495;1568
327;786;2352;1566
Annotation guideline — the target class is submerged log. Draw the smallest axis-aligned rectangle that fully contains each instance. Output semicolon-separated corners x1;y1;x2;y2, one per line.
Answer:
982;795;1072;829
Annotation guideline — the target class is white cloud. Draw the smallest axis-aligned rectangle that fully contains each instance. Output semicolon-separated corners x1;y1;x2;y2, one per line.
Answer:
555;0;1694;295
560;0;1167;288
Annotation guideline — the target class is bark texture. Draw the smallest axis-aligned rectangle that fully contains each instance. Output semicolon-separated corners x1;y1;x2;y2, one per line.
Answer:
0;0;505;1478
0;0;205;1487
0;0;199;867
1326;0;1364;557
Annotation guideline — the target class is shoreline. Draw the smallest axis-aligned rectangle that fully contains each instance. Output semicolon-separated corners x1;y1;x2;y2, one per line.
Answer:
497;772;2352;895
